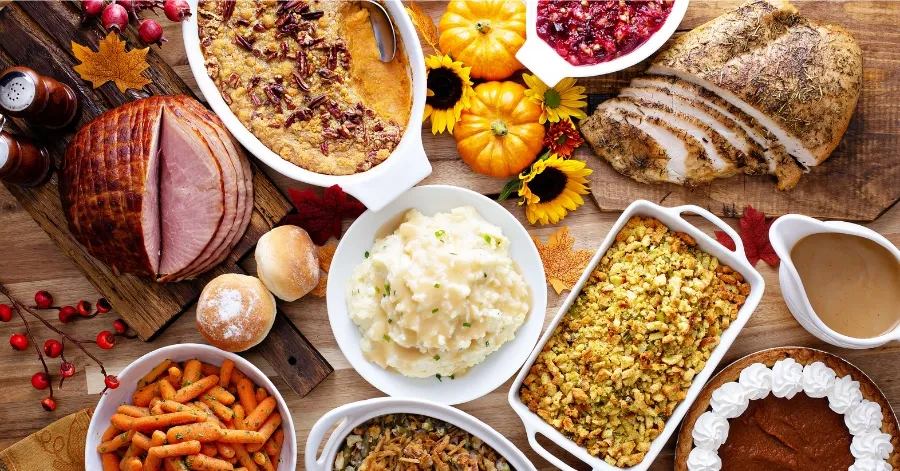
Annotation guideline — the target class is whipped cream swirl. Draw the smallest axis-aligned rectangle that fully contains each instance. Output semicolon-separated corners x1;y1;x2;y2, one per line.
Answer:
692;411;729;451
687;361;889;471
771;358;804;399
849;458;892;471
801;361;836;398
851;432;894;460
738;363;772;400
829;375;863;414
846;400;885;436
687;447;722;471
710;382;750;419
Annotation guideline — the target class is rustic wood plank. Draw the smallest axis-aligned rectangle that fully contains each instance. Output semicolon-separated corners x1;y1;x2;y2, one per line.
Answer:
256;312;334;399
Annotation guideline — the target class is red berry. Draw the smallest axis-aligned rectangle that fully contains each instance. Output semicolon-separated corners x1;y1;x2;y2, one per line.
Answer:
82;0;105;16
41;397;56;412
96;330;116;350
31;372;50;390
138;18;166;46
96;298;112;313
0;304;12;322
163;0;190;22
60;361;76;378
58;305;76;324
102;2;128;31
117;0;135;11
10;333;27;351
76;300;92;317
43;339;63;358
112;318;128;335
105;375;120;390
34;290;53;309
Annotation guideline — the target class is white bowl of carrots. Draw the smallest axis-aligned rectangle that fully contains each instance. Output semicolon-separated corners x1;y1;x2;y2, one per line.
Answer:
85;343;296;471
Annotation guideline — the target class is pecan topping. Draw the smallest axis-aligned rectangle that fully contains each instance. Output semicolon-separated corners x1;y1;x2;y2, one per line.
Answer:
264;83;285;103
236;18;250;26
201;37;212;48
292;71;310;92
222;0;236;21
308;94;326;108
338;124;354;139
317;69;341;83
253;22;266;32
277;0;307;14
228;73;240;89
327;47;338;70
322;128;340;139
300;10;324;20
249;75;261;88
249;92;262;106
233;34;254;51
296;50;309;77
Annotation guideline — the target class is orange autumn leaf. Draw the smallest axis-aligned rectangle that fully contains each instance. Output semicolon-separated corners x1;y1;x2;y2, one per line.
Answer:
73;32;150;93
532;226;595;295
406;1;440;53
310;242;337;297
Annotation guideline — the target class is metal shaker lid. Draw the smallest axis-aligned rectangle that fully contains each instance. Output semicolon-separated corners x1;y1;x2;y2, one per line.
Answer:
0;69;36;112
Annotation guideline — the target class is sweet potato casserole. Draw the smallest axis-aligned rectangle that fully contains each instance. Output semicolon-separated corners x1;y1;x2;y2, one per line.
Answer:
198;0;412;175
519;216;750;467
333;413;514;471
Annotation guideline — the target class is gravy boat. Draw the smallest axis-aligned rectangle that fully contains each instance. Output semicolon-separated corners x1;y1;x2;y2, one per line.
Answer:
770;215;900;349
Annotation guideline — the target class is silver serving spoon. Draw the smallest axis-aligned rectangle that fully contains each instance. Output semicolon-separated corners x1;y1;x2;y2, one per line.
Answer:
360;0;397;62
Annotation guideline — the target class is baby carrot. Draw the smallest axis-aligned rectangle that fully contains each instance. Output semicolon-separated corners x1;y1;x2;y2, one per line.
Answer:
159;378;177;401
167;422;223;444
164;458;190;471
101;424;121;441
127;458;143;471
200;363;220;377
253;388;267;403
111;414;136;430
159;400;209;422
218;360;234;388
207;386;235;406
246;413;280;453
173;375;219;403
218;429;266;445
118;405;151;418
101;452;119;471
150;440;203;459
232;405;245;430
119;444;142;471
182;360;202;386
139;359;173;388
132;411;200;433
168;365;183;389
231;444;259;471
133;432;153;451
185;453;234;471
97;429;135;453
263;429;282;459
133;382;162;407
200;396;236;423
216;442;236;459
235;379;257;414
242;397;275;431
200;442;218;457
228;368;247;387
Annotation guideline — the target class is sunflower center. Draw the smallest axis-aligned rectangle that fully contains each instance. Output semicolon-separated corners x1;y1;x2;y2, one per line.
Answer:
543;89;562;109
529;167;568;202
427;67;464;110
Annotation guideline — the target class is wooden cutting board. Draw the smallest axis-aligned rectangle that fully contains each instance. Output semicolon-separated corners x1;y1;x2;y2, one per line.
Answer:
0;1;331;397
577;0;900;221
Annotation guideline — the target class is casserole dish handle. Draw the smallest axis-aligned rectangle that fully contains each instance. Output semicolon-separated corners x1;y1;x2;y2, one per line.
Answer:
523;422;593;471
667;205;745;256
305;401;380;471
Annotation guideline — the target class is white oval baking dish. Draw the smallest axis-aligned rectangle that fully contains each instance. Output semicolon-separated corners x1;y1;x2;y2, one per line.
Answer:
515;0;689;87
182;0;430;211
770;214;900;349
85;343;296;470
327;185;547;405
305;397;537;471
507;200;765;471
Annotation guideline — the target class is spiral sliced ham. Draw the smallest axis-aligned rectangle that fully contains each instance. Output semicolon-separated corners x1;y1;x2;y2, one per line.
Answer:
61;95;253;281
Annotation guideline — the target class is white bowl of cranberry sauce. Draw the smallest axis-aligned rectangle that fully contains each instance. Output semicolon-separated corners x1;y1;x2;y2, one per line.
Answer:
516;0;689;87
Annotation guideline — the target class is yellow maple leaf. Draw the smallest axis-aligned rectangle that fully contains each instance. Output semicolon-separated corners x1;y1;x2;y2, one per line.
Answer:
532;226;595;295
309;241;337;298
72;32;150;93
405;1;440;53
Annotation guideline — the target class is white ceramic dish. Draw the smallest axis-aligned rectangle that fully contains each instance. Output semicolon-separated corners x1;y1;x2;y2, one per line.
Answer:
305;397;537;471
327;185;547;405
507;200;765;471
84;344;297;470
515;0;690;87
770;214;900;349
182;0;431;211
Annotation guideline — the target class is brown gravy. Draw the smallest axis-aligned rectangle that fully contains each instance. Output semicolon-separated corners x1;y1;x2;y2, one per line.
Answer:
791;233;900;338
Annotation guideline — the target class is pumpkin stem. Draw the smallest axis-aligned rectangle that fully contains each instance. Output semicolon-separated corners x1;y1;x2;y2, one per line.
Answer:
475;20;493;34
491;120;508;137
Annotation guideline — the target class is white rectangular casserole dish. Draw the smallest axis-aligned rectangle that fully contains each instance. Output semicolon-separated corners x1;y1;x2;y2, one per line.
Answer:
507;200;765;471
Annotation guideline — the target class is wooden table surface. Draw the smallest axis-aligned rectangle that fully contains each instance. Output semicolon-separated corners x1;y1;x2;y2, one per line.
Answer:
1;2;899;470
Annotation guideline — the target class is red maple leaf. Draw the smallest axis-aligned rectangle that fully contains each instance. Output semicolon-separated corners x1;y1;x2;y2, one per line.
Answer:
714;206;780;267
281;185;366;245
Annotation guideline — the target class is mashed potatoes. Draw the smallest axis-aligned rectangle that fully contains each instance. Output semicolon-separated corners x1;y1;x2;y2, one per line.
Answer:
347;206;530;378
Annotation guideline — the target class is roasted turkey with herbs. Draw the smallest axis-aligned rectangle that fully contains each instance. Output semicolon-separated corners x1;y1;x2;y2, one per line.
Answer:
581;0;862;190
60;95;253;282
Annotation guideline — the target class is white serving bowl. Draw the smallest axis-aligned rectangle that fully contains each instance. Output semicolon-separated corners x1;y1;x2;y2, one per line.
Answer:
770;214;900;349
326;185;547;405
515;0;690;87
305;397;537;471
85;344;297;470
508;200;765;471
182;0;431;211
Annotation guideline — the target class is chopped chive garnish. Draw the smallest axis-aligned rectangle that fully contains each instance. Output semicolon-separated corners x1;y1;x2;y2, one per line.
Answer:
484;234;491;243
388;319;393;323
435;230;445;237
375;286;380;293
433;355;440;361
432;308;439;313
484;273;488;278
485;341;489;346
434;283;440;288
364;251;370;258
436;374;442;382
463;322;471;327
450;374;455;380
383;334;391;341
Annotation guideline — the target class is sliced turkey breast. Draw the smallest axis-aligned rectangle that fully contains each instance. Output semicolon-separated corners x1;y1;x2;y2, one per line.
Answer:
630;75;802;190
580;111;674;185
157;106;225;277
650;0;862;167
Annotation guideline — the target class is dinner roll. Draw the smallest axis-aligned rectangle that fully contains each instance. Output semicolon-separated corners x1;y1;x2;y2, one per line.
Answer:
255;225;320;301
196;274;276;352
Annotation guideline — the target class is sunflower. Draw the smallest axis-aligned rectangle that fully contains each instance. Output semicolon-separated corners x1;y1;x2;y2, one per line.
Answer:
522;74;587;124
518;154;592;225
423;54;475;134
544;119;585;158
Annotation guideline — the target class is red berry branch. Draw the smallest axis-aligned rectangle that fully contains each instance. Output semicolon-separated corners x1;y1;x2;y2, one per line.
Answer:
0;283;135;411
81;0;192;46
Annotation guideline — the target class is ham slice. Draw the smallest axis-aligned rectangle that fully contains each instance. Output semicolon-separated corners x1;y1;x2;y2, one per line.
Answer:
61;95;251;281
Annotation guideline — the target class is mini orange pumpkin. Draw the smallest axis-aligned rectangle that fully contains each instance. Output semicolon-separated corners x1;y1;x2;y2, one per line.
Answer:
454;81;545;178
438;0;526;81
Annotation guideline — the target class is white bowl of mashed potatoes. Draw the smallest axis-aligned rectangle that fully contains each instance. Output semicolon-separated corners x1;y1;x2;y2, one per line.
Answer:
327;185;547;405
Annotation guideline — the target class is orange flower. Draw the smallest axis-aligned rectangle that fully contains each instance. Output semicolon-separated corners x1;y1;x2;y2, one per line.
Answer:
543;119;584;158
